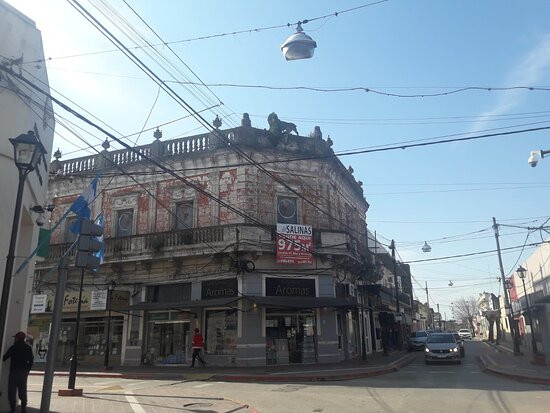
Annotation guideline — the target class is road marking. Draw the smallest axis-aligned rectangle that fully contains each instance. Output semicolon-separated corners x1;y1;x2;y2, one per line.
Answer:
193;383;214;388
95;380;121;386
125;390;146;413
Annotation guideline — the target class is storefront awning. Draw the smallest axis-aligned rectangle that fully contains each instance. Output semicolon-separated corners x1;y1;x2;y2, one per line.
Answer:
124;296;243;311
246;296;358;310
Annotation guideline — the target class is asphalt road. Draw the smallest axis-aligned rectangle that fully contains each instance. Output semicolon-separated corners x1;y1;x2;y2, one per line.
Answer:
25;341;550;413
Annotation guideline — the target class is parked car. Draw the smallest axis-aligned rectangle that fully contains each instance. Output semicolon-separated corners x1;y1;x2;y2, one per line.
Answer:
425;333;461;364
458;329;472;340
451;332;465;357
408;330;429;351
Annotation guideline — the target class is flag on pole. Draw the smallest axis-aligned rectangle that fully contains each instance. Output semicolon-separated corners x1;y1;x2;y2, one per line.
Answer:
94;212;105;268
70;176;98;234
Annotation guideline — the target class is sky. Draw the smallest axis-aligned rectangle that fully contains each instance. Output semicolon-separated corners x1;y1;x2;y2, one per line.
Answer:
5;0;550;318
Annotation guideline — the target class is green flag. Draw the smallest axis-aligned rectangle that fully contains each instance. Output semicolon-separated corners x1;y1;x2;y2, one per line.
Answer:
36;228;52;258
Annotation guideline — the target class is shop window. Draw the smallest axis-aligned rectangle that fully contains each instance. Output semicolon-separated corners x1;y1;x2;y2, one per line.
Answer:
115;209;134;237
175;201;194;230
64;216;78;243
205;309;237;355
277;196;297;224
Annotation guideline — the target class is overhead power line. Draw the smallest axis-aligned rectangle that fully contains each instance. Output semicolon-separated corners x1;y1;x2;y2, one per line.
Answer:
163;81;550;98
40;66;550;101
403;240;550;264
22;0;388;65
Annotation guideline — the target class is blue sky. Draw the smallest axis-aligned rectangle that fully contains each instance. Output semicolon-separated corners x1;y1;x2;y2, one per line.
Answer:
7;0;550;316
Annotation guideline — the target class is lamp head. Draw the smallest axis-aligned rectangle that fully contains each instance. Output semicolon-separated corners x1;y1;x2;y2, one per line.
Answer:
281;23;317;61
422;241;432;253
516;265;527;279
9;130;47;173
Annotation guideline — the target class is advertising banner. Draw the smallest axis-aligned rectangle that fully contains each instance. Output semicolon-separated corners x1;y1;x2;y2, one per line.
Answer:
276;224;313;264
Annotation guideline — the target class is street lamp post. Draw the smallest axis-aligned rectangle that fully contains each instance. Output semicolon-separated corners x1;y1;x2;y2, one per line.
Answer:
0;131;46;349
516;266;539;355
389;240;402;350
104;280;116;369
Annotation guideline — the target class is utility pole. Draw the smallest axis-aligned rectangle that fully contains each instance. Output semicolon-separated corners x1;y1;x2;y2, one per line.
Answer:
40;258;68;413
390;240;402;350
425;282;431;330
437;303;441;329
492;217;521;355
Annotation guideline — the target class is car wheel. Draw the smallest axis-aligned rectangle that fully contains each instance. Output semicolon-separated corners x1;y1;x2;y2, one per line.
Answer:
425;360;430;365
456;360;462;365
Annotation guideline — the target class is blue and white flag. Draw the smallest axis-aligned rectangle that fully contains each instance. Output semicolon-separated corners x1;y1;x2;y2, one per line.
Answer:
70;176;99;234
94;212;105;269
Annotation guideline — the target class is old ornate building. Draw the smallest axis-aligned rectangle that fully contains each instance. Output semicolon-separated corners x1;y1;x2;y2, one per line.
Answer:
30;116;381;367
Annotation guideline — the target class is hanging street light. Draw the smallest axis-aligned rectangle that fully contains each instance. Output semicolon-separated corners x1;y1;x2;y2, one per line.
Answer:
281;22;317;61
422;241;432;253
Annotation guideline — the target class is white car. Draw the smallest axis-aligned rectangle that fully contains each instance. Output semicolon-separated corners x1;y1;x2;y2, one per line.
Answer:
458;329;472;339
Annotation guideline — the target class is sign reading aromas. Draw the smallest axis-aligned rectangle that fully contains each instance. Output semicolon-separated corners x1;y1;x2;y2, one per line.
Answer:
201;278;238;300
266;277;316;297
276;224;313;264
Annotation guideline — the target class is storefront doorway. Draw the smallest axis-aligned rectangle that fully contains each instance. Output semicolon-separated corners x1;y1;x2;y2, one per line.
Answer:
145;311;190;365
266;310;317;364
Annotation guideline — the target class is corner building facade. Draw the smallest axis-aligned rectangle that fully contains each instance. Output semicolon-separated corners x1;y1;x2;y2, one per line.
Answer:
31;122;373;367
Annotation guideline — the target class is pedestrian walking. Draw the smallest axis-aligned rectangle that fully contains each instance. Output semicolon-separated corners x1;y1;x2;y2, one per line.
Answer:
2;332;33;413
191;328;206;367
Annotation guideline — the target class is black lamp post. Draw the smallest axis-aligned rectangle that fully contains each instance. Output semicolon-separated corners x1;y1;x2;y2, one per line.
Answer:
517;266;539;354
0;131;46;349
504;279;522;355
104;280;116;369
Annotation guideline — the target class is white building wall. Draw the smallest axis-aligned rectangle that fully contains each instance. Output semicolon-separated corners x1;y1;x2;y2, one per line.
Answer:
0;1;54;409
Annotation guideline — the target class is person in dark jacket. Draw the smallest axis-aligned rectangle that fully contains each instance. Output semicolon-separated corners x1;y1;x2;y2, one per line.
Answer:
2;331;33;413
191;328;206;367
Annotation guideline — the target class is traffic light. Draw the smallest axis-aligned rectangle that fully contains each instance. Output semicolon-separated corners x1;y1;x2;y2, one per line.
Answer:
75;219;103;270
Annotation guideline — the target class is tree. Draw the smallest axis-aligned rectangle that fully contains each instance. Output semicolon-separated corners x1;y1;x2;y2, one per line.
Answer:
453;296;477;334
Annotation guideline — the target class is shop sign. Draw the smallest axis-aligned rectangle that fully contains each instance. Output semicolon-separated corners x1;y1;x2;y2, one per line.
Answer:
31;291;130;313
90;290;108;311
30;294;48;314
265;277;316;297
201;278;238;300
276;224;313;264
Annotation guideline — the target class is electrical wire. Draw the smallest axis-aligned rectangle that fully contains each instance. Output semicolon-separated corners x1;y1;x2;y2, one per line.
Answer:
22;0;389;65
66;0;370;245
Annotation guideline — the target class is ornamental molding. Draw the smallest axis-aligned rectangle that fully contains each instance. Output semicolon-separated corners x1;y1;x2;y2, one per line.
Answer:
113;194;139;209
170;187;194;201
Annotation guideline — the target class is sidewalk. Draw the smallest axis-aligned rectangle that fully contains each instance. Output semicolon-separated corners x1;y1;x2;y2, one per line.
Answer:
479;340;550;385
30;350;415;383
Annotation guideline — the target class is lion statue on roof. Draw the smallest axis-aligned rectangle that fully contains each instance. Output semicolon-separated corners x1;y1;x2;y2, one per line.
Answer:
268;112;298;137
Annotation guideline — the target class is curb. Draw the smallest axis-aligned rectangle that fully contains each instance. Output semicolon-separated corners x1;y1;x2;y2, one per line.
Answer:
483;340;515;355
29;354;416;382
209;354;415;383
478;355;550;385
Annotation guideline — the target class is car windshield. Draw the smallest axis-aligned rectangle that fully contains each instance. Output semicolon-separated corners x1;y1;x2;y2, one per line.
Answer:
416;331;427;337
427;334;455;343
459;329;469;333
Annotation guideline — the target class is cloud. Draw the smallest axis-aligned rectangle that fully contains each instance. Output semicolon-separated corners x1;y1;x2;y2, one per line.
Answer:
471;33;550;132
